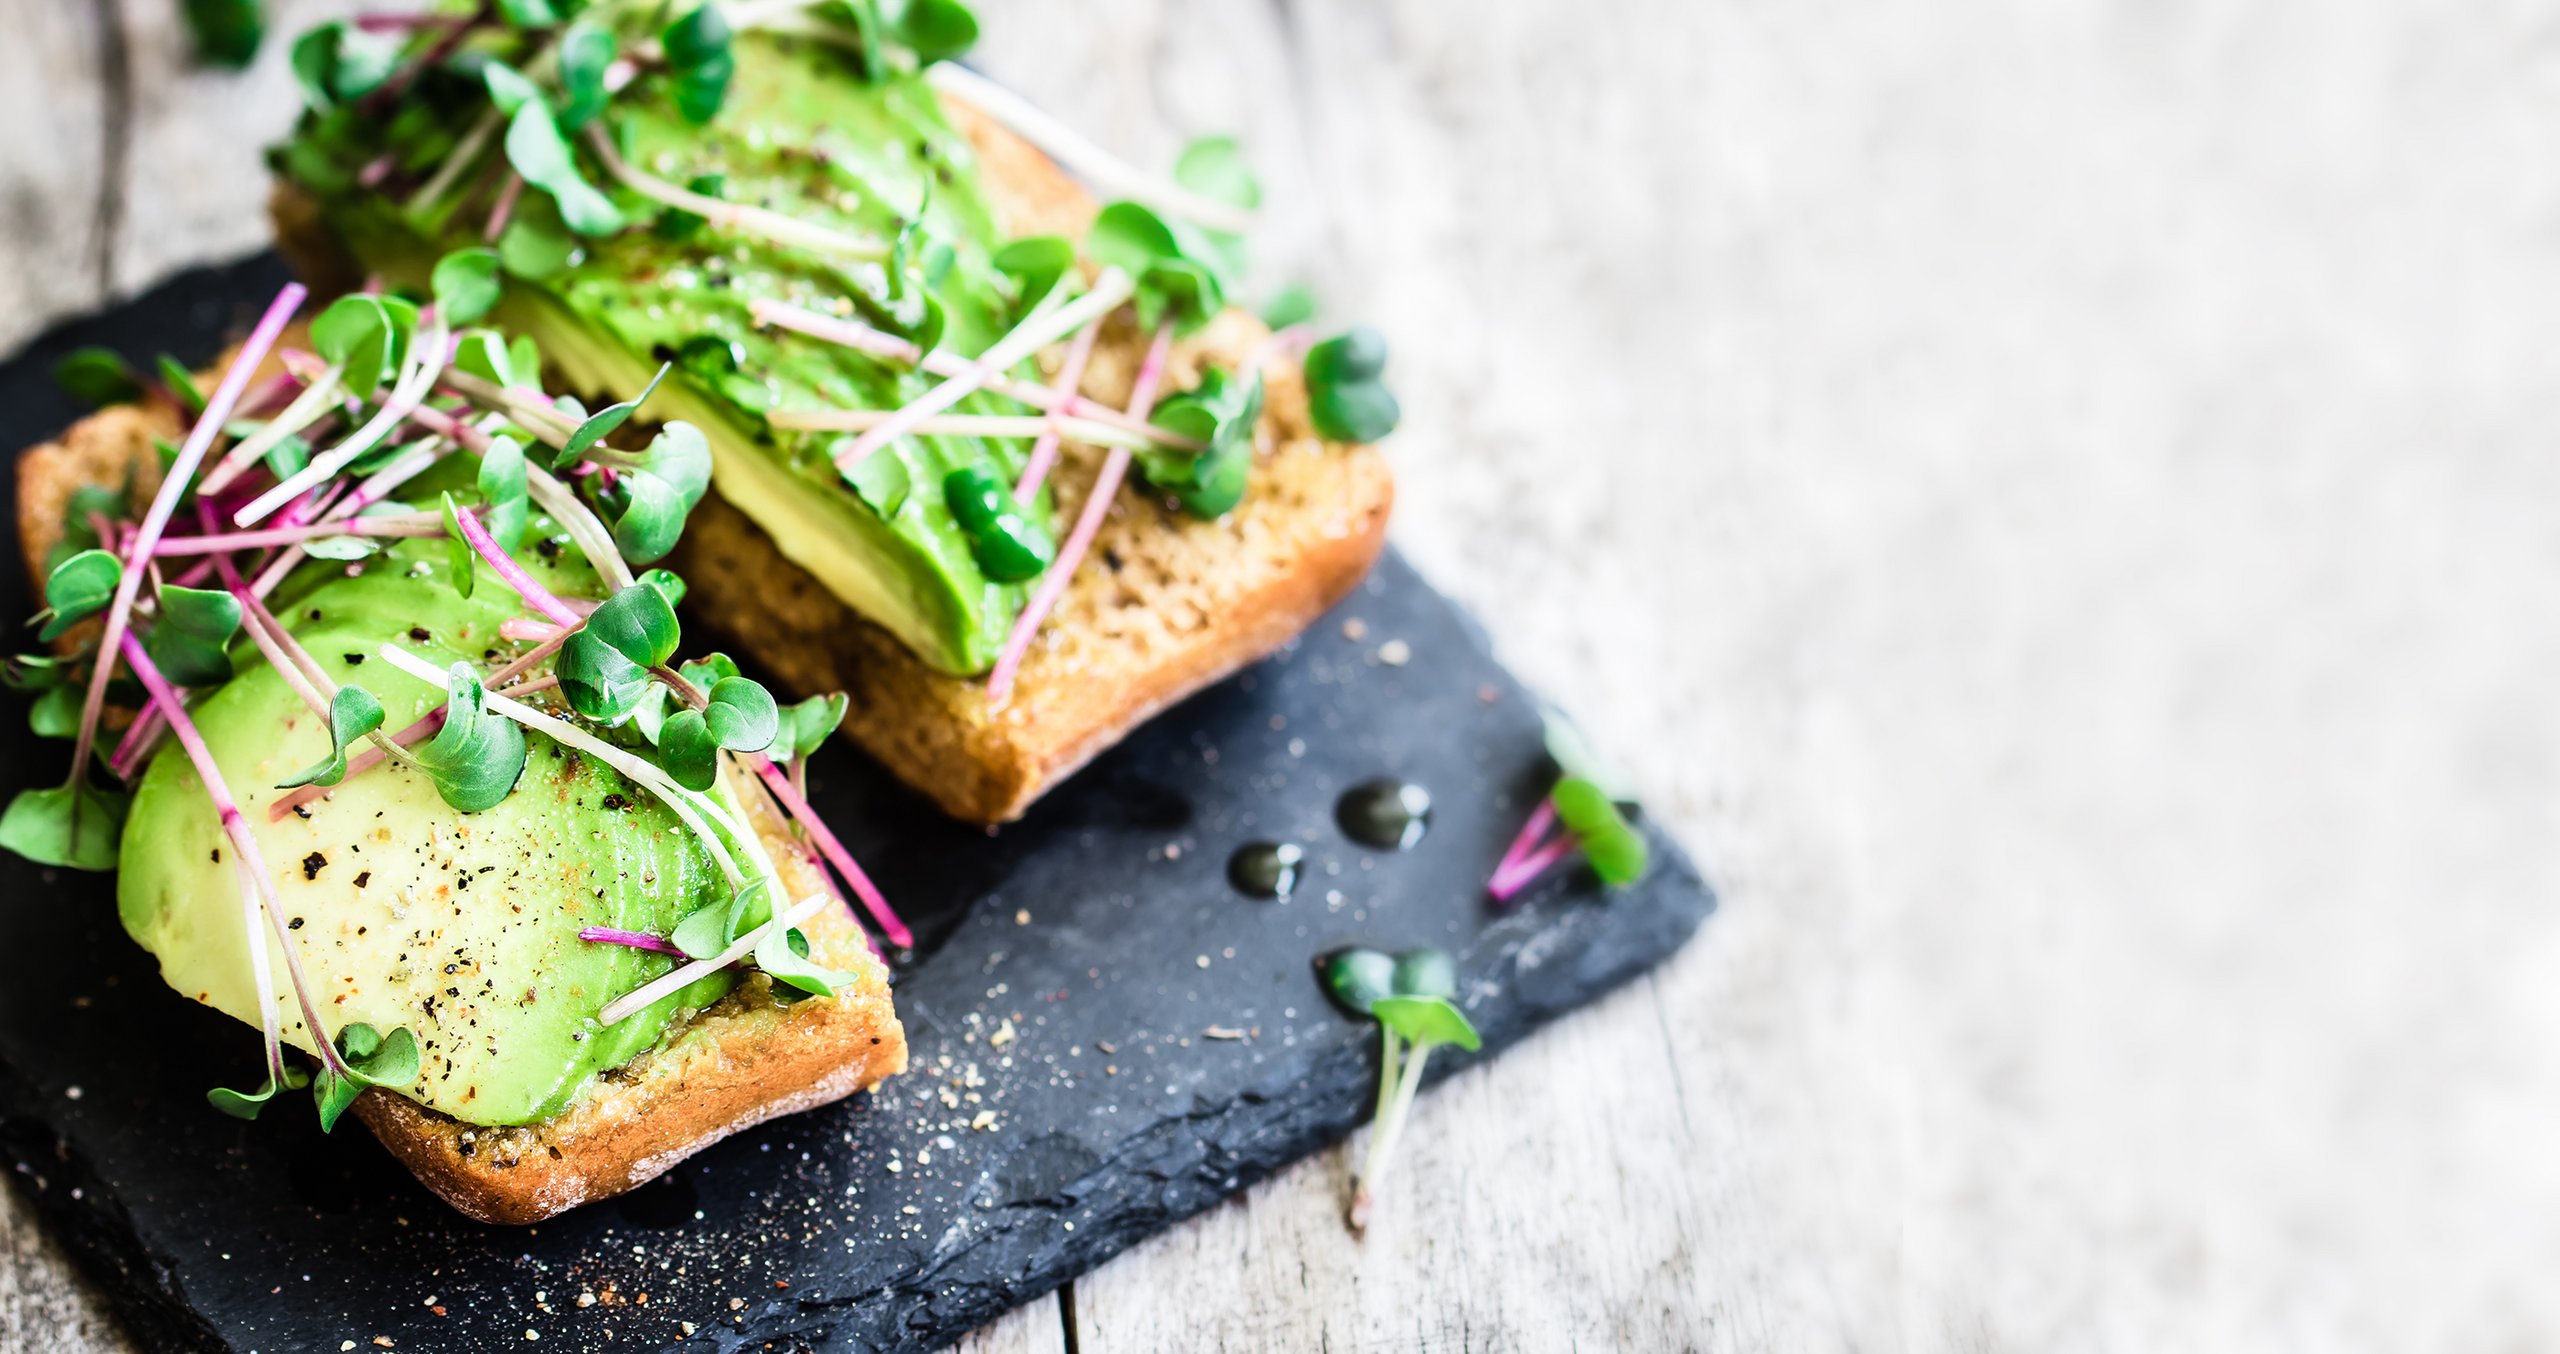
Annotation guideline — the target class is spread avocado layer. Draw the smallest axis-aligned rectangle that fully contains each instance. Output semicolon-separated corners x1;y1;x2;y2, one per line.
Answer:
119;477;737;1127
281;33;1048;673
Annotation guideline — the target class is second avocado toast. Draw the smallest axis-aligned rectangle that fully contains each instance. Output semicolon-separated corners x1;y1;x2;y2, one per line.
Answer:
270;1;1399;822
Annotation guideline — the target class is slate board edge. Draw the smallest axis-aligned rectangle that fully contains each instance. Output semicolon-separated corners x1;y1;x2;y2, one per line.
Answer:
0;253;1718;1354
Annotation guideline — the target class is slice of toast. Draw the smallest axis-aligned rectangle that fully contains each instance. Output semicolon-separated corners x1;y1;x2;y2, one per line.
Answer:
275;93;1395;824
15;413;908;1226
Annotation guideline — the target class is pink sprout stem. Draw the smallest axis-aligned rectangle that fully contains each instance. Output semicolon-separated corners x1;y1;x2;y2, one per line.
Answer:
108;707;168;781
1494;799;1557;880
152;515;441;556
986;321;1173;704
447;499;581;627
267;708;445;821
119;631;351;1080
577;928;688;957
1489;835;1577;903
1015;321;1102;501
743;754;910;948
484;174;524;242
66;283;303;794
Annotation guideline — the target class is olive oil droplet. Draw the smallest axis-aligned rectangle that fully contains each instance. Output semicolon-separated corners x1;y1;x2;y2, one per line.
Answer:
1228;841;1304;900
1336;778;1432;851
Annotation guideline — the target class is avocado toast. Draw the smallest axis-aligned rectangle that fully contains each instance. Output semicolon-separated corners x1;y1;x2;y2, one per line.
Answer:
7;288;905;1224
268;1;1397;822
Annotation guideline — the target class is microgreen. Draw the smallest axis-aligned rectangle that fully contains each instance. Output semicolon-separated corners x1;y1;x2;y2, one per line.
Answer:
1087;202;1228;336
1259;284;1318;331
312;1022;422;1132
141;584;244;689
412;662;529;812
942;468;1053;582
556;19;619;131
503;95;625;236
48;483;128;574
558;582;680;722
991;235;1077;322
1335;947;1481;1231
673;878;766;960
1302;326;1401;444
0;782;128;872
36;549;121;642
182;0;264;68
310;292;409;393
1172;135;1258;282
54;348;143;410
843;449;911;519
1138;367;1264;519
1488;710;1650;900
755;919;852;999
591;422;712;564
28;685;81;739
558;363;671;466
883;0;979;64
661;4;737;125
207;1065;310;1121
289;22;400;112
276;686;387;790
657;673;779;790
477;436;531;551
157;356;208;416
495;0;561;25
431;247;505;325
653;172;725;242
774;693;849;761
439;494;479;600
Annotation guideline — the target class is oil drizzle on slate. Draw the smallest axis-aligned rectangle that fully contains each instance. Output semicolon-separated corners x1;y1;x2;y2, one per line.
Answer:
1336;778;1433;850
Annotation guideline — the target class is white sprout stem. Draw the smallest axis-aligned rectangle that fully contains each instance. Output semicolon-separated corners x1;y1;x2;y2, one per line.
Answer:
154;515;442;556
228;853;291;1090
67;283;304;789
233;592;333;720
1017;321;1103;499
585;125;890;261
436;372;580;446
1350;1037;1434;1230
771;408;1171;451
525;467;637;591
198;365;346;496
237;320;452;527
246;433;457;598
374;644;754;890
408;107;502;217
598;892;830;1027
748;298;1192;447
927;63;1260;234
830;268;1135;470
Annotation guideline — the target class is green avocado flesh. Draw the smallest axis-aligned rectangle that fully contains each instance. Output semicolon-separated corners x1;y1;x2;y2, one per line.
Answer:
119;485;737;1127
285;33;1046;674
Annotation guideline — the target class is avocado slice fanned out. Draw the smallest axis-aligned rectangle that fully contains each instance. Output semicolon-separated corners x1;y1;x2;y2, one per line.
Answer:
121;474;738;1127
279;31;1051;674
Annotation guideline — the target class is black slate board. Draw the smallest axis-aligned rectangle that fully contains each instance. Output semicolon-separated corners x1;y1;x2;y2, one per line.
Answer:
0;256;1715;1353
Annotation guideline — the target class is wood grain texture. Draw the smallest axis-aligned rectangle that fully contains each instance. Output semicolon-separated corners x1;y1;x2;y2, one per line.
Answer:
6;0;2559;1351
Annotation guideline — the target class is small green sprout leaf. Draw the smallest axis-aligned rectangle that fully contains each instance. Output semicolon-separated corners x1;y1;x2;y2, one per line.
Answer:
277;686;387;790
556;20;619;130
556;633;649;723
29;685;82;739
703;675;779;753
1319;947;1396;1017
942;468;1053;581
560;363;671;464
662;4;737;124
0;782;128;871
310;293;409;394
1260;284;1318;331
36;549;121;641
313;1023;421;1132
1370;995;1481;1053
1550;775;1648;886
1390;948;1457;1002
882;0;979;64
156;356;207;416
1139;367;1263;519
654;172;726;242
439;494;477;599
755;922;851;999
503;97;626;236
143;584;244;688
775;693;848;760
431;247;504;326
290;24;399;111
54;348;143;409
414;663;528;812
657;708;721;791
584;581;682;669
1303;326;1401;444
207;1065;310;1121
992;235;1077;320
183;0;264;68
1087;202;1229;335
477;436;531;551
638;567;688;609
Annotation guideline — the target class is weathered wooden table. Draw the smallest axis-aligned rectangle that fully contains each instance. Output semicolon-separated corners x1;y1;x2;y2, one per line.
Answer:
5;2;2551;1350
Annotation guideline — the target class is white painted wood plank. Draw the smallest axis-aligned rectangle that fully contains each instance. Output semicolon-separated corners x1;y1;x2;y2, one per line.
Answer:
952;1290;1067;1354
0;1;115;356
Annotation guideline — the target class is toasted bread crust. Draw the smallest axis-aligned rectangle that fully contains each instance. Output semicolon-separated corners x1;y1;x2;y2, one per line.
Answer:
15;427;908;1226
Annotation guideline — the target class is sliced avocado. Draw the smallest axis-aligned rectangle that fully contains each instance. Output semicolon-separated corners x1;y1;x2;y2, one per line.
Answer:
282;35;1050;674
120;510;739;1127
